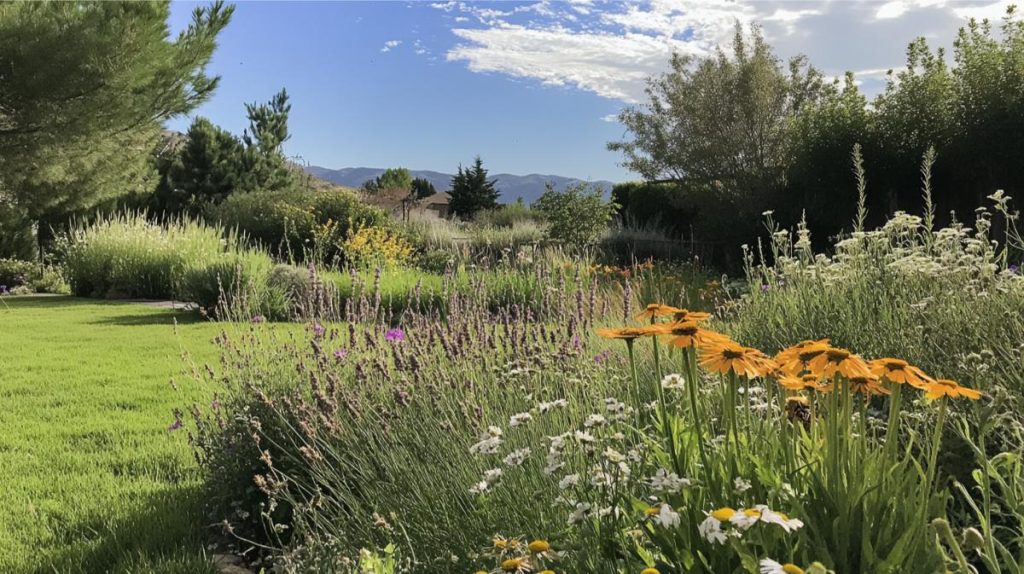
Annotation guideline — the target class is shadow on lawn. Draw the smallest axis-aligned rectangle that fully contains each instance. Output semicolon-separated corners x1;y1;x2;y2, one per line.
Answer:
0;294;205;326
88;311;205;327
41;484;216;574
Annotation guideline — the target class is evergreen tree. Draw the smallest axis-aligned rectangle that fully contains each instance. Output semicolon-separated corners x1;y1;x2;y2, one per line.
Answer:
449;156;500;219
152;120;246;214
0;1;232;236
152;89;296;215
411;177;437;200
241;89;293;192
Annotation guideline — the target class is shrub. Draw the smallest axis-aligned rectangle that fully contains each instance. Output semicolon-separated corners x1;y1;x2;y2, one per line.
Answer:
0;258;36;289
533;182;618;249
473;201;541;228
178;249;279;319
64;212;229;299
212;188;387;265
342;223;414;268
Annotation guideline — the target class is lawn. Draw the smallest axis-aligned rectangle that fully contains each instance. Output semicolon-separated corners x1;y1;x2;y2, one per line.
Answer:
0;296;221;574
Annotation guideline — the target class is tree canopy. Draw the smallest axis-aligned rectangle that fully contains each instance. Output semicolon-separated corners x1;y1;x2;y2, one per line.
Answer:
0;1;233;226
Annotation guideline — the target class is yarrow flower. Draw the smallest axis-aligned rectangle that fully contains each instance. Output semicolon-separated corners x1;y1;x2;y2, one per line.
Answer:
568;502;592;525
648;468;691;493
558;474;580;490
509;412;533;428
503;448;531;467
660;373;685;390
469;426;504;455
538;399;568;413
734;477;752;493
469;468;503;494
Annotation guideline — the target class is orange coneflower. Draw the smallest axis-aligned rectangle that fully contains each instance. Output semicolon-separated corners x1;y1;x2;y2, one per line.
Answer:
807;346;872;379
923;379;982;401
776;373;820;391
869;358;933;389
635;303;684;321
699;340;776;379
848;374;891;396
775;339;831;376
654;320;730;349
672;308;712;323
596;326;662;341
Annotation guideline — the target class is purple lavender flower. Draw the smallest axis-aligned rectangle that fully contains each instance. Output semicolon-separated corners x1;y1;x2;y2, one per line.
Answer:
0;285;7;296
333;348;348;361
312;323;326;337
1010;264;1020;275
593;350;611;365
760;284;771;292
167;417;183;431
251;314;265;324
384;328;405;343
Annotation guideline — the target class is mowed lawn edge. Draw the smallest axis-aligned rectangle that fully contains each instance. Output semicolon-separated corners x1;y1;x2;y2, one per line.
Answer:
0;296;221;573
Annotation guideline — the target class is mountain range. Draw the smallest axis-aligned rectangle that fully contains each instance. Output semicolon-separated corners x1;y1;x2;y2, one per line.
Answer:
304;165;615;204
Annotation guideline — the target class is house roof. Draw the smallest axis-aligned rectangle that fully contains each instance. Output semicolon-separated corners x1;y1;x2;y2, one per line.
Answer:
420;192;450;206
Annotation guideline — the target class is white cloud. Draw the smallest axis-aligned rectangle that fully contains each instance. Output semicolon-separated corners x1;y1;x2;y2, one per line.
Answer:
436;0;1014;103
381;40;403;53
448;26;694;102
600;113;620;123
952;0;1015;20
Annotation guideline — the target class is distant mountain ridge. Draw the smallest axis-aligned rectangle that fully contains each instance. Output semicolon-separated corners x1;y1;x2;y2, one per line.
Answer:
305;165;615;204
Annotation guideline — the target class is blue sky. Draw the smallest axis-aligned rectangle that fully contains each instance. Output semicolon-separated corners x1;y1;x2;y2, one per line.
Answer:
167;0;1014;183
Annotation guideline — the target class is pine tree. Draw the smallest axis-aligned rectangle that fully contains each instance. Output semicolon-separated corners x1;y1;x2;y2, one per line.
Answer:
241;89;294;192
449;156;500;219
152;89;297;215
0;1;233;237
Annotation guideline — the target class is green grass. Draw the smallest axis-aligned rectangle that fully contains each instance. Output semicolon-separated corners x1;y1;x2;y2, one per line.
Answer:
0;296;221;573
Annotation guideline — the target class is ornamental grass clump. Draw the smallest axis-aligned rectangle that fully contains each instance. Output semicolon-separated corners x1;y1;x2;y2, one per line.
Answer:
64;211;239;299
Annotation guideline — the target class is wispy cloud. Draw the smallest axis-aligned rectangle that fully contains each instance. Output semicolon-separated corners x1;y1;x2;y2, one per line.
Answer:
380;39;403;53
433;1;1013;103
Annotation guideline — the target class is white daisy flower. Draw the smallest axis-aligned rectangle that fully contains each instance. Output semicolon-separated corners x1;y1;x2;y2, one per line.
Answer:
698;516;728;544
651;504;680;528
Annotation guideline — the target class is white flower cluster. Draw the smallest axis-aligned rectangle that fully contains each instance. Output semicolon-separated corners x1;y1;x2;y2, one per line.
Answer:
469;468;503;495
469;426;503;455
